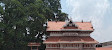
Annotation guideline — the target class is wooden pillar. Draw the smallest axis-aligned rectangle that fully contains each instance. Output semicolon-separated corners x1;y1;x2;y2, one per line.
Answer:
31;46;32;50
37;46;38;50
81;43;84;50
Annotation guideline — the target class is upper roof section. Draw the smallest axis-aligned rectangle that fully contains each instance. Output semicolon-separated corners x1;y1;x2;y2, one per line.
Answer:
47;21;94;31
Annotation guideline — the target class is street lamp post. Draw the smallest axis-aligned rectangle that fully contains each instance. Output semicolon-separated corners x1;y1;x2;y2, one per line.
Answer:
13;26;16;50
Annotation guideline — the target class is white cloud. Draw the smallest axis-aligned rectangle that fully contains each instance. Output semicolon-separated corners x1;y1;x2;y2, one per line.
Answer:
61;0;112;43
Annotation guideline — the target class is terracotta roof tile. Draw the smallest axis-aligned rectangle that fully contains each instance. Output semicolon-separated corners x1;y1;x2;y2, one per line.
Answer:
28;42;40;46
81;36;95;41
47;21;93;31
96;47;112;50
44;36;97;43
60;36;81;41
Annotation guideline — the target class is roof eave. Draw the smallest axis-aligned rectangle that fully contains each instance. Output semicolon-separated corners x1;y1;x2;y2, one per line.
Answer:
43;42;98;44
47;30;94;32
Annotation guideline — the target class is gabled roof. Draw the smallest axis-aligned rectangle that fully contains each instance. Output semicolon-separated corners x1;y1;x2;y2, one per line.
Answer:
63;20;78;28
47;21;94;31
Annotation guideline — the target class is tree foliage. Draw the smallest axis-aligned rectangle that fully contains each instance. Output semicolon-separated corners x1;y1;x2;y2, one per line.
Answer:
0;0;68;50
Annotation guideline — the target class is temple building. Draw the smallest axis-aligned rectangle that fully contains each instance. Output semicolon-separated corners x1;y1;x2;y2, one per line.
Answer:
43;20;98;50
28;43;40;50
98;41;112;47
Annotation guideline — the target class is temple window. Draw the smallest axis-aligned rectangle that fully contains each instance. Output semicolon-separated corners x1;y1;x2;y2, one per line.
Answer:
83;44;94;48
48;44;51;47
90;44;93;47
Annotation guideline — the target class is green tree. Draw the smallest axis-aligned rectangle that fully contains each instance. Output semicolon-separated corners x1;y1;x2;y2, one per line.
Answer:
0;0;68;50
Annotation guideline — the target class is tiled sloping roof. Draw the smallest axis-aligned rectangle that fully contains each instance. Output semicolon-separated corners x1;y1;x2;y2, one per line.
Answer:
60;36;81;41
28;42;40;46
96;47;112;50
81;36;95;41
47;21;93;31
44;36;97;43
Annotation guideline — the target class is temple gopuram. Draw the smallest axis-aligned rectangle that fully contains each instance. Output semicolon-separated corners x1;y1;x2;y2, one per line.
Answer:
43;20;98;50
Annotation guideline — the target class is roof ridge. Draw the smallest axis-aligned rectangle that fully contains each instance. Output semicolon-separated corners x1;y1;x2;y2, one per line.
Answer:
48;21;91;23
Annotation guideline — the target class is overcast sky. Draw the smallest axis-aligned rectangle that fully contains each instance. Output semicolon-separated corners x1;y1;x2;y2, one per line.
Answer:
61;0;112;43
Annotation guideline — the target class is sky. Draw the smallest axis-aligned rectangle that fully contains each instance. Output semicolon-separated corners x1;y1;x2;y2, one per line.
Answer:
61;0;112;43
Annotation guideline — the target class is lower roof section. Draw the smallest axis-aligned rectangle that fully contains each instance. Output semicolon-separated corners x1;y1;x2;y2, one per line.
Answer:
44;36;98;44
96;47;112;50
28;42;40;46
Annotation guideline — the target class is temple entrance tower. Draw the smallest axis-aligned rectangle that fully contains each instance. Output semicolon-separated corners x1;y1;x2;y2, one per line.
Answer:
44;20;98;50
